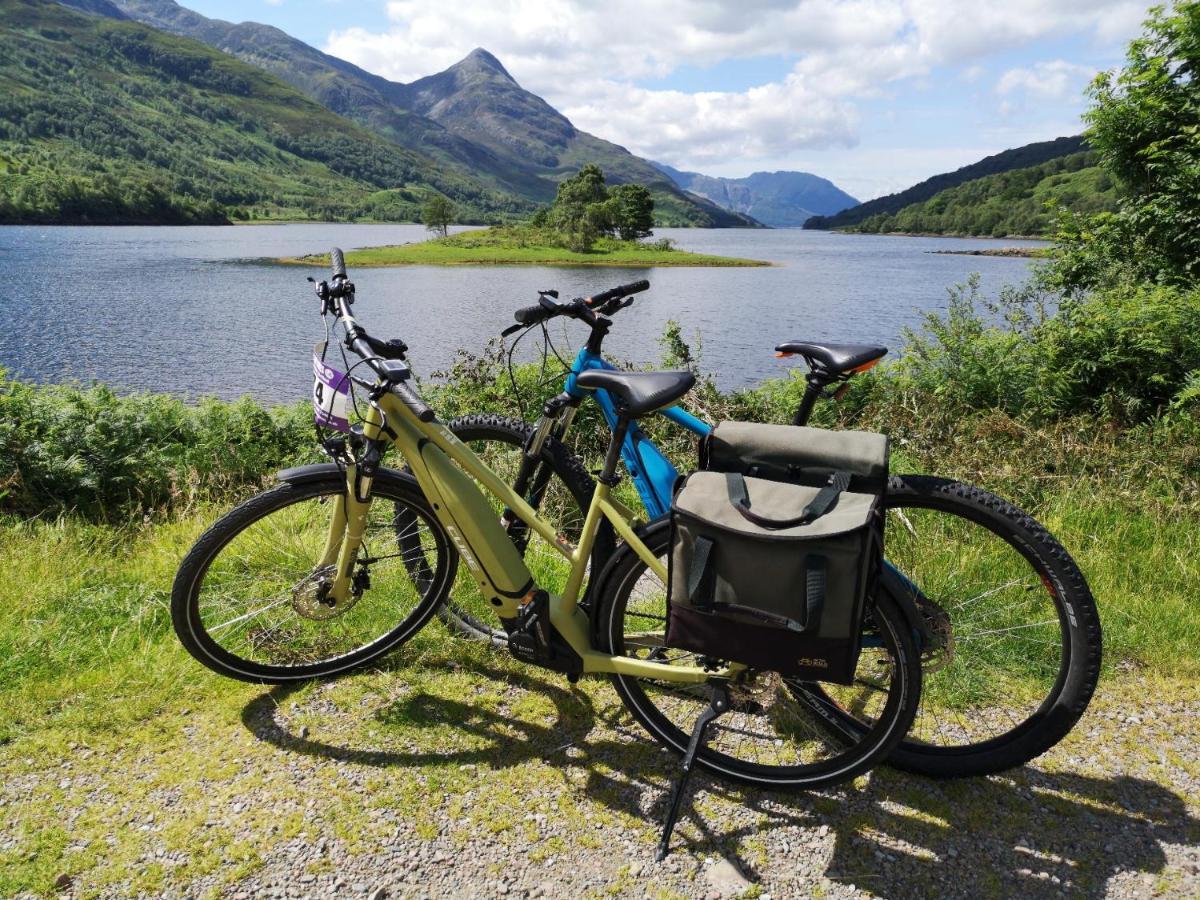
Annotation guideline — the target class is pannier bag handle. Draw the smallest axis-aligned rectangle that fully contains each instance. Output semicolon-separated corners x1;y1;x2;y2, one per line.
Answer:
731;471;851;530
686;536;825;633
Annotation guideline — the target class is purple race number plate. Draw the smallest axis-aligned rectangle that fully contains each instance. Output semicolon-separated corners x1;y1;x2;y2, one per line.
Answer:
312;342;351;432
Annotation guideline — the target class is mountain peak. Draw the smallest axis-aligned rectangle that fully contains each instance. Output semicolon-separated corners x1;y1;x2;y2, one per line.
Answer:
449;48;516;83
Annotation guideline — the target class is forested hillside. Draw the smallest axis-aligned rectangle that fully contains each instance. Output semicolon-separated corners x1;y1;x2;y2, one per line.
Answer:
805;135;1088;230
0;0;527;224
846;152;1120;237
84;0;754;226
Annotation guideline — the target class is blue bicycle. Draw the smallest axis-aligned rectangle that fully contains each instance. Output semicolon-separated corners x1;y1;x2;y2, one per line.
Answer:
440;281;1101;778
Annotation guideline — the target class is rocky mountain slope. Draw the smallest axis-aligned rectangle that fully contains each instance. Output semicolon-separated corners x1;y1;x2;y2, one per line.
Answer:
3;0;523;224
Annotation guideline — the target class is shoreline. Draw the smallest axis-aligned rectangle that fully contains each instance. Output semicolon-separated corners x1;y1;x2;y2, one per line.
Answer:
927;246;1048;258
274;254;771;268
829;228;1051;242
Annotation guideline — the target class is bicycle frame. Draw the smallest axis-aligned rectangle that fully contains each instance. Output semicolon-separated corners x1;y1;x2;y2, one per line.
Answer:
564;346;708;519
321;387;728;684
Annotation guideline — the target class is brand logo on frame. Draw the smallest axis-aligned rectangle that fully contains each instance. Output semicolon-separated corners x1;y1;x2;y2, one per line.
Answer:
444;524;483;577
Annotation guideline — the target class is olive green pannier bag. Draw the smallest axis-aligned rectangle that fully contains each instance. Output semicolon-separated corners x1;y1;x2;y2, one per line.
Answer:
666;422;889;684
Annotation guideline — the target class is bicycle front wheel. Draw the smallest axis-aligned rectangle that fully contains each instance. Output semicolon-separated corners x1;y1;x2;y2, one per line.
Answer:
597;521;921;789
172;470;454;683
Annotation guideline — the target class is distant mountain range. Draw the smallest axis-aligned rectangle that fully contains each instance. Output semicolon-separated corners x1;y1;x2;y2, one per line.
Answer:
653;163;859;227
804;135;1090;231
59;0;755;227
15;0;1101;236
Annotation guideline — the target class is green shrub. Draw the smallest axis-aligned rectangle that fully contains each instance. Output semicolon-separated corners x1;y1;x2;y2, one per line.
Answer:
0;373;315;519
880;274;1200;424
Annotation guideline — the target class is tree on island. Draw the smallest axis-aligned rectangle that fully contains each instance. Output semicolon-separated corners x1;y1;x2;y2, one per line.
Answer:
422;195;454;237
545;164;655;251
607;183;655;241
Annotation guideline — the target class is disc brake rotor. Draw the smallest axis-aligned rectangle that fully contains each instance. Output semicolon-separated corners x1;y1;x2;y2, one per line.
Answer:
291;564;360;621
917;596;955;673
729;670;783;715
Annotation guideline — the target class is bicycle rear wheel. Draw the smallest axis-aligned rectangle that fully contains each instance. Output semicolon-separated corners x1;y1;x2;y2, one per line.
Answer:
845;475;1101;776
596;521;921;789
172;470;454;683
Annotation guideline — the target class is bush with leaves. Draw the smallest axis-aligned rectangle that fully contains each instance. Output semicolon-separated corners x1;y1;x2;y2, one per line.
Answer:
1050;1;1200;289
543;164;656;251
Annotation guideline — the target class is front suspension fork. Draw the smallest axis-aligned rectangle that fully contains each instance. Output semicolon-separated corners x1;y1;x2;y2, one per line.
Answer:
502;400;578;547
318;460;376;604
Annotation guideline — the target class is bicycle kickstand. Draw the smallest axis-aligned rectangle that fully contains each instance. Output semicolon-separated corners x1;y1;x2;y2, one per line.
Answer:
656;681;730;861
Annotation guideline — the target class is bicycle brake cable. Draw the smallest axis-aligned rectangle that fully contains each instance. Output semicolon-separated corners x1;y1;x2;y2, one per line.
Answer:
505;322;537;420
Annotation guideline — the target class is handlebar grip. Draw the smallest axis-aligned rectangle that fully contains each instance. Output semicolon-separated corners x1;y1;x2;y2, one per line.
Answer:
514;304;548;325
393;381;435;423
330;248;347;281
589;279;650;306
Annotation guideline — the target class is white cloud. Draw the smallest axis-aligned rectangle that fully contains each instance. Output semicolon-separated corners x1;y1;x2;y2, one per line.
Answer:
323;0;1149;183
997;60;1097;101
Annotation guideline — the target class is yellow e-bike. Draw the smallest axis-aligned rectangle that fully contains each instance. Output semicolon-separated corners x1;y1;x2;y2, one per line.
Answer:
171;250;921;815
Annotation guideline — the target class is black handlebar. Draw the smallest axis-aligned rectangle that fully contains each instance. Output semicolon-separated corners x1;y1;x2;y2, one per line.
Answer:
393;380;436;422
588;279;649;307
504;279;651;337
318;247;433;421
330;248;347;281
514;303;549;325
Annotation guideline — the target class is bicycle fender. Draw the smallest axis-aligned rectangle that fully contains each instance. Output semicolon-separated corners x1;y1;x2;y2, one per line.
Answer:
275;463;418;493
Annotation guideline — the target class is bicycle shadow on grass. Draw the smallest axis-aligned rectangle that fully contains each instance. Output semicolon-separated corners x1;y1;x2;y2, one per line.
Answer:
241;662;1198;898
241;659;603;771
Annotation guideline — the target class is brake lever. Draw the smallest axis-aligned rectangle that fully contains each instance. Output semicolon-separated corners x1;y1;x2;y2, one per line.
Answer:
597;296;635;316
501;322;524;338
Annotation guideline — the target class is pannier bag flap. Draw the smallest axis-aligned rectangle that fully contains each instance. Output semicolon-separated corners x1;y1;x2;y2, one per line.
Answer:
702;421;888;488
672;471;876;541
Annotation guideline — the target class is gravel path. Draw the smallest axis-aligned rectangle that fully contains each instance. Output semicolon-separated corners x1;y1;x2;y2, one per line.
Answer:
7;658;1199;899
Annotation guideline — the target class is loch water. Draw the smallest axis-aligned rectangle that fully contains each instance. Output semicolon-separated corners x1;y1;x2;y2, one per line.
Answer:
0;224;1048;403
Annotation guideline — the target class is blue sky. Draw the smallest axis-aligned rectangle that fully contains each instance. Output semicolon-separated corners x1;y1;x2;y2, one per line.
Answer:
184;0;1151;200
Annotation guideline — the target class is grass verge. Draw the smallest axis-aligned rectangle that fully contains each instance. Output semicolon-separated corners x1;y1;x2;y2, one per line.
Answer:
0;497;1197;896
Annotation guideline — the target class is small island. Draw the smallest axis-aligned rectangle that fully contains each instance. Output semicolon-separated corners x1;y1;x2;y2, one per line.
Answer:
277;227;769;268
276;164;770;268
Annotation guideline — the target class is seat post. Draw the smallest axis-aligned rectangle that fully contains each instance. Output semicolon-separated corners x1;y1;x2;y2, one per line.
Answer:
792;374;827;426
597;414;630;485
